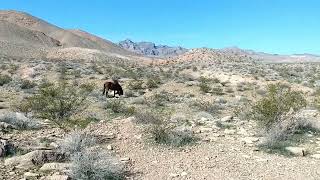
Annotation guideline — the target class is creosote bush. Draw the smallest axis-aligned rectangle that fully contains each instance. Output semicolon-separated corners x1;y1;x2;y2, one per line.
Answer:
0;74;12;86
251;83;307;130
19;82;94;129
20;79;37;89
128;80;143;90
105;99;135;115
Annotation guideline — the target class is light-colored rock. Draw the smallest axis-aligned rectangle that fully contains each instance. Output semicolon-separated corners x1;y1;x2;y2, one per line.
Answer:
5;150;63;169
107;145;113;150
181;172;188;176
224;129;236;135
24;172;39;179
220;116;233;122
285;147;306;156
241;137;259;144
39;163;71;172
42;175;70;180
311;154;320;159
198;127;213;133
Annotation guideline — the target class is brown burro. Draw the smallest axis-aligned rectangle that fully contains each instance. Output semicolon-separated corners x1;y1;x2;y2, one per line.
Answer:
102;79;124;98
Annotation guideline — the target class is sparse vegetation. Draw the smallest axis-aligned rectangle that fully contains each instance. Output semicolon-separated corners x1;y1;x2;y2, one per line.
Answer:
19;82;93;129
20;79;37;89
0;74;12;86
69;148;125;180
251;83;307;130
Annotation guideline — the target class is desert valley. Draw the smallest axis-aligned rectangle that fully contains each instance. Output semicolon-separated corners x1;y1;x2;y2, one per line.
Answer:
0;10;320;180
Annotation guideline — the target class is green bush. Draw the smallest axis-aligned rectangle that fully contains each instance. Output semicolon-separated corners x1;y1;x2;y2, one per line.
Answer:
20;79;37;89
0;74;12;86
20;82;93;129
146;78;159;88
105;99;135;115
128;80;143;90
251;83;307;130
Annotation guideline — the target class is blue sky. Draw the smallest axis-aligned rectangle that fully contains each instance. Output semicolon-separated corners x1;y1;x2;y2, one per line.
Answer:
1;0;320;54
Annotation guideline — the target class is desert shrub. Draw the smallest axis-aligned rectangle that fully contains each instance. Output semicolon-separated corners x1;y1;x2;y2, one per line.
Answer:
105;99;135;115
125;90;135;97
134;110;161;124
59;130;96;157
0;112;41;130
190;99;222;115
20;82;93;129
69;148;125;180
0;74;12;86
149;122;195;147
128;80;143;90
20;79;37;89
251;83;307;131
199;77;211;93
146;92;171;106
146;78;159;88
211;87;224;95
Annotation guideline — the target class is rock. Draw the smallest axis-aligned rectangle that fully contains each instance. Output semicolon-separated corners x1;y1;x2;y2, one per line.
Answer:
215;97;227;104
181;172;187;176
285;147;306;156
49;142;59;149
107;145;113;150
120;157;130;162
0;139;13;157
220;116;233;122
195;112;214;121
5;150;64;169
235;95;248;103
224;129;236;135
198;127;213;133
311;154;320;159
169;173;180;177
24;172;40;179
0;122;16;130
39;163;71;172
241;137;259;144
42;175;70;180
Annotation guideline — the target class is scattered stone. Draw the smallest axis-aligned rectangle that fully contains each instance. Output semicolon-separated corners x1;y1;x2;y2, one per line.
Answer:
311;154;320;159
181;172;188;176
5;150;64;169
24;172;40;179
224;129;236;135
39;163;71;172
107;145;113;150
42;175;70;180
120;157;130;162
198;127;213;133
169;173;179;178
220;116;233;122
241;137;259;144
285;147;306;156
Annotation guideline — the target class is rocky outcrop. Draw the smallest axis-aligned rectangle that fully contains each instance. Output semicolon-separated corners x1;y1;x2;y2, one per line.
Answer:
119;39;187;57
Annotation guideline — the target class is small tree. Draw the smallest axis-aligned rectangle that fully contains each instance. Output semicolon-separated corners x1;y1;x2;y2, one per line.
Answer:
22;82;93;129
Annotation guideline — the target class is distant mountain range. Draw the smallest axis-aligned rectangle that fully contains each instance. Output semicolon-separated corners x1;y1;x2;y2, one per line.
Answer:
0;10;319;63
119;39;188;57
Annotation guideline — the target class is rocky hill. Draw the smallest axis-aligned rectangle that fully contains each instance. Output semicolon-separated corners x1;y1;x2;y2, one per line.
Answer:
119;39;188;57
0;10;135;59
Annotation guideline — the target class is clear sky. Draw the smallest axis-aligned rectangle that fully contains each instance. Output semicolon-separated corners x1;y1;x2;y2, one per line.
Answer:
1;0;320;54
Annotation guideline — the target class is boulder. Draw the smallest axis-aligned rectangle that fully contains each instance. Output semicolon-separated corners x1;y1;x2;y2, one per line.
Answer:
5;150;65;169
220;116;233;122
24;172;40;179
285;147;306;156
39;163;71;172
